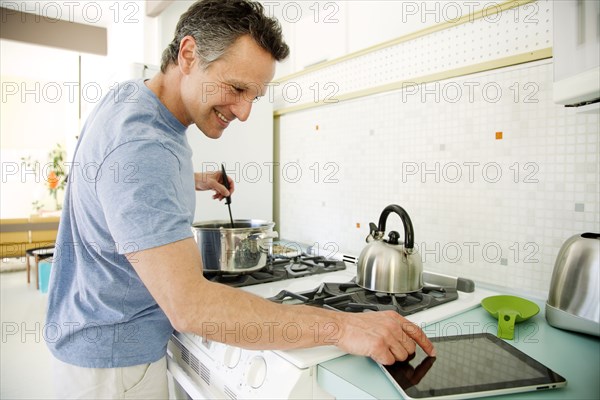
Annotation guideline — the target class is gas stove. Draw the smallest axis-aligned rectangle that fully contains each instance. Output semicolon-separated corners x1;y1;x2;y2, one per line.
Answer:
167;248;494;399
203;253;347;287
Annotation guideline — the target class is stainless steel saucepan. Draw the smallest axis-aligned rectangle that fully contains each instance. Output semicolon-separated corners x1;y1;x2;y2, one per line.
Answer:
192;220;278;273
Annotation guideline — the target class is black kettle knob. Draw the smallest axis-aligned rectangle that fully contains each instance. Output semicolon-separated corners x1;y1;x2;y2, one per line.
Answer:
387;231;400;245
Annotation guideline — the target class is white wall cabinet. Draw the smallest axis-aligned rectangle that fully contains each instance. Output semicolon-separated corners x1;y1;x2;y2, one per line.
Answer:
276;0;497;78
553;0;600;106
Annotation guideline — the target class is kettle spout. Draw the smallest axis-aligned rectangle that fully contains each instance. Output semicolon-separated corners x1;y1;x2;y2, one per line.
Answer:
366;222;383;243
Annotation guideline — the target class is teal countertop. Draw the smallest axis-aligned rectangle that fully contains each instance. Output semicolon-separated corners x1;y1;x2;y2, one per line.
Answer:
318;302;600;399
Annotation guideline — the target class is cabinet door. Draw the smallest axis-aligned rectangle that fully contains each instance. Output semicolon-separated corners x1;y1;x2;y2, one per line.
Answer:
292;2;347;70
553;0;600;105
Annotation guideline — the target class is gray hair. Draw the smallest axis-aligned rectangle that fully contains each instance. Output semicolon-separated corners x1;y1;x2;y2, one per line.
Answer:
160;0;289;72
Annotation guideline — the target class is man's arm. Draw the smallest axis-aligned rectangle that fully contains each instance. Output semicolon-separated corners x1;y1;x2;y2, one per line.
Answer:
127;238;435;365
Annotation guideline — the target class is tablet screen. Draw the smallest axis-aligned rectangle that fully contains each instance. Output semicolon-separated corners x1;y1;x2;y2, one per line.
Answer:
380;333;566;399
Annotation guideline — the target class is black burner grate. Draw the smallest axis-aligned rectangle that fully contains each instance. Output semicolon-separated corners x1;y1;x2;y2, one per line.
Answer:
203;254;346;288
269;280;459;316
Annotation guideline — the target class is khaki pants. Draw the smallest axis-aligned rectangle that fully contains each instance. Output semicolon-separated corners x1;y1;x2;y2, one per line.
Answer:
52;356;168;399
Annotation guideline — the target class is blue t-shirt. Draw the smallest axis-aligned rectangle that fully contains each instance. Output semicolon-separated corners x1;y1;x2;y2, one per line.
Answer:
45;80;195;368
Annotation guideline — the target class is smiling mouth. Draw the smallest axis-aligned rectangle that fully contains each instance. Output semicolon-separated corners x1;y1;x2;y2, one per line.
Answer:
215;109;230;124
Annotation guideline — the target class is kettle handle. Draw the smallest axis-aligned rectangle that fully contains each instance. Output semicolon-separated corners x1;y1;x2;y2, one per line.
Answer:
377;204;415;249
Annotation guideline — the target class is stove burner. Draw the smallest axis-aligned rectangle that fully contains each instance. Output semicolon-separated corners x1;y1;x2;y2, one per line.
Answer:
269;280;459;316
205;270;280;287
290;264;308;272
203;254;347;288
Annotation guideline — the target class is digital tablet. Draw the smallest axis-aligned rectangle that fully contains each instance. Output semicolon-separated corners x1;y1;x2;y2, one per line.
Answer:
379;333;567;399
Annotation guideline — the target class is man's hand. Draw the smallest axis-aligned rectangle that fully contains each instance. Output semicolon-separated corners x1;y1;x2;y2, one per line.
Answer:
336;310;436;365
194;171;235;200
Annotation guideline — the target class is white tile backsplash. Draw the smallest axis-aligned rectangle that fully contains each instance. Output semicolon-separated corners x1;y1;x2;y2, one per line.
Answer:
278;59;600;298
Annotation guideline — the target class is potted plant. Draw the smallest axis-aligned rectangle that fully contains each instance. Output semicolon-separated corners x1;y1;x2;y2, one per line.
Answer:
21;143;68;212
46;144;67;210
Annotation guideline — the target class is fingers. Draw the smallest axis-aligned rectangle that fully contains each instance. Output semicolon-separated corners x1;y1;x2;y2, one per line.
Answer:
388;341;410;363
216;173;234;198
215;186;231;198
372;348;397;366
367;315;417;364
377;312;435;363
401;319;436;357
336;311;435;365
194;172;235;198
370;337;411;365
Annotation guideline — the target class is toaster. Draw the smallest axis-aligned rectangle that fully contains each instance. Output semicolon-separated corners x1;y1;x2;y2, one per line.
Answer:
546;232;600;336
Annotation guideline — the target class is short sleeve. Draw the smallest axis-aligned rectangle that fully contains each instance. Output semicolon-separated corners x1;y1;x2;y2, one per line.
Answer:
95;140;194;254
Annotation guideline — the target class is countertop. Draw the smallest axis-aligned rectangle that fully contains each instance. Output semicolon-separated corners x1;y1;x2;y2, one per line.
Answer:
317;299;600;399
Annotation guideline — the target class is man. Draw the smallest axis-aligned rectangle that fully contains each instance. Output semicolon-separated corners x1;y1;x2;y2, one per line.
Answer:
45;0;435;398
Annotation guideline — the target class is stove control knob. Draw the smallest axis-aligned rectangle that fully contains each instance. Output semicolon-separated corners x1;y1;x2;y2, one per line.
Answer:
223;347;242;369
245;356;267;388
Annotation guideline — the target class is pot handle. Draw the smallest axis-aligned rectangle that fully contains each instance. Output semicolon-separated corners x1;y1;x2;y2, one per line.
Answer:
249;231;279;241
377;204;415;250
249;231;279;253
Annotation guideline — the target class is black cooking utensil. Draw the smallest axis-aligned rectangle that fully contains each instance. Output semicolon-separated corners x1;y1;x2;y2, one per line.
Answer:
221;163;234;228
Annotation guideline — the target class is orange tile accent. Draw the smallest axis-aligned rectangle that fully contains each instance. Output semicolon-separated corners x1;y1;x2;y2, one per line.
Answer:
356;222;361;229
495;131;503;140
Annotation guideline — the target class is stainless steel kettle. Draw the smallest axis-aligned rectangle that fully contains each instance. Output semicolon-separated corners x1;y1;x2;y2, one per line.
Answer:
357;204;423;293
545;232;600;336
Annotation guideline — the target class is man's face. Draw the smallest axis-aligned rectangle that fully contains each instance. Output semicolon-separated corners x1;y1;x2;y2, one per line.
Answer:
179;35;276;139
